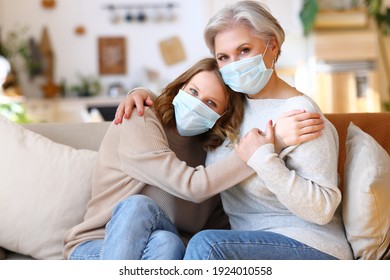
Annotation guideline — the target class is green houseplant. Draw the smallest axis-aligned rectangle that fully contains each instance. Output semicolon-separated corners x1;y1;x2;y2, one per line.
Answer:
366;0;390;34
70;74;101;97
299;0;319;36
0;102;30;123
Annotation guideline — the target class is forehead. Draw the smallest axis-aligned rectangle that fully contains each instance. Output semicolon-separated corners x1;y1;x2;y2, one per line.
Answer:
189;71;222;88
214;25;264;52
188;71;226;98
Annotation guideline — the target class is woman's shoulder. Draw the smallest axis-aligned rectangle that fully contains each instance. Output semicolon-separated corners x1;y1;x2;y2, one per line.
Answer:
120;107;160;127
283;94;322;113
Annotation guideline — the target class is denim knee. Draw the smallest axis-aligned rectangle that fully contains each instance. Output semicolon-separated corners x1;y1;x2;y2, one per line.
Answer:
187;230;212;245
184;230;215;260
144;230;185;260
113;195;159;218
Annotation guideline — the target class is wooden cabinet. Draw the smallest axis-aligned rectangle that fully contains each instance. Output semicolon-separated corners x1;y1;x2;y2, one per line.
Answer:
312;25;382;113
313;29;378;62
315;68;380;113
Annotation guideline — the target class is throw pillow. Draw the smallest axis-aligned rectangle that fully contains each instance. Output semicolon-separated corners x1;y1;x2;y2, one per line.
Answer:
342;122;390;259
0;115;97;259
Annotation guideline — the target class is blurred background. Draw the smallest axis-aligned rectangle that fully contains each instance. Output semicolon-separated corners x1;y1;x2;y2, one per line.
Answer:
1;0;390;123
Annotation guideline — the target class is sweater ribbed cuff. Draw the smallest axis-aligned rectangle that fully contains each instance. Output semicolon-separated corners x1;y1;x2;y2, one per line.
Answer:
247;143;276;172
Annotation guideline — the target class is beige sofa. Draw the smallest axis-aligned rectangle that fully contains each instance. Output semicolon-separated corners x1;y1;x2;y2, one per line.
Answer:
0;113;389;260
0;120;111;260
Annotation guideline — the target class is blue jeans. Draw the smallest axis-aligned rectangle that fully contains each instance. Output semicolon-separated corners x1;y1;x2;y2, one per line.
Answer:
183;230;338;260
69;195;185;260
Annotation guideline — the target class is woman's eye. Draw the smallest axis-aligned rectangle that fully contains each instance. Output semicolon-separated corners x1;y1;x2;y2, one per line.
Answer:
207;100;217;108
217;55;228;61
240;47;250;54
189;88;198;96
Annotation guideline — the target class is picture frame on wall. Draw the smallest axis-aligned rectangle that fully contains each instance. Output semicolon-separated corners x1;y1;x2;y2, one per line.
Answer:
98;37;127;75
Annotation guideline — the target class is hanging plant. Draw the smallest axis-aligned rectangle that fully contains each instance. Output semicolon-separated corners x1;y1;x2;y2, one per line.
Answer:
366;0;390;35
299;0;319;36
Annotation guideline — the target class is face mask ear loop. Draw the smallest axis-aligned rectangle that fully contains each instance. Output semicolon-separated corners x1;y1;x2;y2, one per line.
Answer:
262;41;270;57
219;110;227;118
263;41;275;70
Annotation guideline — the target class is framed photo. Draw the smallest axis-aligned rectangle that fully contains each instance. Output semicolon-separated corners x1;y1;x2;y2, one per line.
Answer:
98;37;127;75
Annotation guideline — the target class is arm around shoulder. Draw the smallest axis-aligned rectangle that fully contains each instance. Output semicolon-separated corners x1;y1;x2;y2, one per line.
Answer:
117;111;254;202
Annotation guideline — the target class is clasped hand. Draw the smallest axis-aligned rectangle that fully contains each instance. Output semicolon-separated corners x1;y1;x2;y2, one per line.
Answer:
235;120;275;163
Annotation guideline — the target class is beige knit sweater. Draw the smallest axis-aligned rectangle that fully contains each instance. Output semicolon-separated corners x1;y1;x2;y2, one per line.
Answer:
63;108;254;259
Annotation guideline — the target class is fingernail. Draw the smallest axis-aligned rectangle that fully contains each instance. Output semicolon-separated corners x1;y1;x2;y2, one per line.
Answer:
269;120;273;126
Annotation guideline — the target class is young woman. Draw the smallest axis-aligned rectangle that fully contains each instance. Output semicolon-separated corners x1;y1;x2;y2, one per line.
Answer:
114;1;352;260
63;58;255;260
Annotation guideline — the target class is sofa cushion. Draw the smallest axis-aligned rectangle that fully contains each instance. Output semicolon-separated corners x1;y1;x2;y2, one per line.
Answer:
0;115;97;259
342;122;390;260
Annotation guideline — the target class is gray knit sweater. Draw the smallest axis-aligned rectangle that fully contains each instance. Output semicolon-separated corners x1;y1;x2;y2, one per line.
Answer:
206;95;353;260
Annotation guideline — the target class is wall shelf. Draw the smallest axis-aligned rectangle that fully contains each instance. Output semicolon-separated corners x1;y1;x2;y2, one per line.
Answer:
315;9;369;30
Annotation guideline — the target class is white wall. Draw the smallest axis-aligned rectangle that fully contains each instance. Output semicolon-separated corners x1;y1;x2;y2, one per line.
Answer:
0;0;307;98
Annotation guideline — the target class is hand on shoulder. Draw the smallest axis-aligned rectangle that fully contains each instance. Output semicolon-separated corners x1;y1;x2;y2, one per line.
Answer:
114;88;155;125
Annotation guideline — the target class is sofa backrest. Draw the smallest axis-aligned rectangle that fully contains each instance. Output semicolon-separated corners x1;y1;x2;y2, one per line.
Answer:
325;112;390;192
24;121;111;151
25;113;390;193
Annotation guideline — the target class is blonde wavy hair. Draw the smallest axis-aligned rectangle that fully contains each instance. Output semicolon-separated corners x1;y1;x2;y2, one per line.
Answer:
154;57;244;151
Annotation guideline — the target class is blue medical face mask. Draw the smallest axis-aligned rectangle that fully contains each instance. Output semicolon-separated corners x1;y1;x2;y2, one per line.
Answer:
220;45;274;95
172;89;222;137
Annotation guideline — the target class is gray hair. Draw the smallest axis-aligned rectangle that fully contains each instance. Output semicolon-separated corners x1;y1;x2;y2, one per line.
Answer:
204;0;285;60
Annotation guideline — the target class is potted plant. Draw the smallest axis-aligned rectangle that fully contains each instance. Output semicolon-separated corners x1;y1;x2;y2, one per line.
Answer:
70;74;101;97
0;26;43;80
